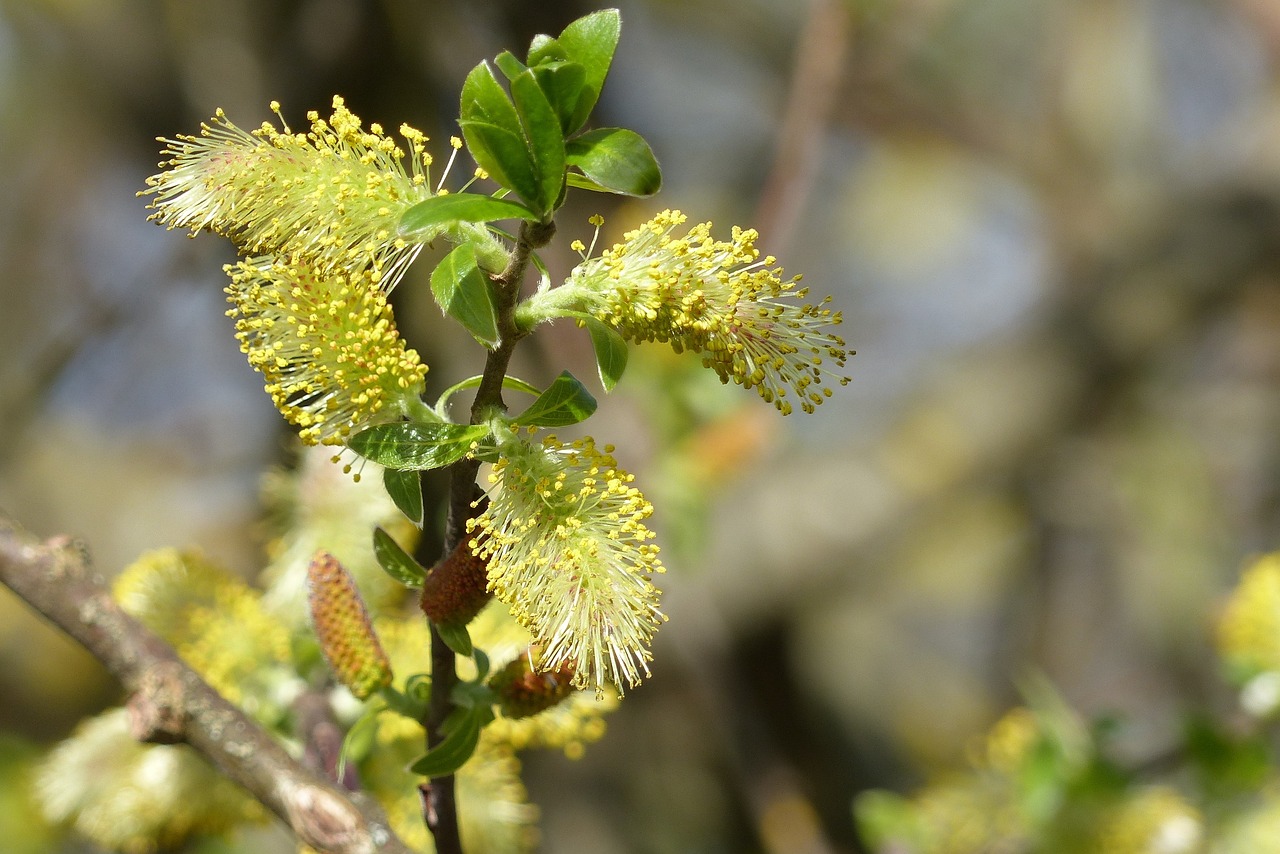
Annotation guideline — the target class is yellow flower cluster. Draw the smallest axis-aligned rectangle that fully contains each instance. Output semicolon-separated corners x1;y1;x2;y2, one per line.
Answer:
1218;553;1280;676
38;709;264;854
145;96;433;287
567;210;851;414
225;256;428;446
469;436;666;693
113;549;292;708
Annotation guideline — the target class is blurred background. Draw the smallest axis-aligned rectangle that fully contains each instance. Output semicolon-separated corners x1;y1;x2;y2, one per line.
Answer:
2;0;1280;851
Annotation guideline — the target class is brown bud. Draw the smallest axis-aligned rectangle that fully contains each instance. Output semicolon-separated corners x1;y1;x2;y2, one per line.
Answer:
419;537;492;626
307;551;392;699
489;653;576;719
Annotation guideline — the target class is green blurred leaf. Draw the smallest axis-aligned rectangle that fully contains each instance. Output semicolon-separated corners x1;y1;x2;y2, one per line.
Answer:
349;422;489;470
512;370;597;427
451;677;496;710
399;193;535;237
337;702;383;782
431;244;499;347
382;467;423;525
372;526;427;588
583;316;628;391
436;622;473;657
557;9;621;134
510;69;567;214
566;128;661;197
409;708;484;778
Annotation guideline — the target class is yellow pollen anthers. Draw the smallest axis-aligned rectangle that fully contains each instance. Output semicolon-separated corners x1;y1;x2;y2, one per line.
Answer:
468;435;665;694
225;256;428;447
143;96;437;289
306;550;393;700
568;210;852;414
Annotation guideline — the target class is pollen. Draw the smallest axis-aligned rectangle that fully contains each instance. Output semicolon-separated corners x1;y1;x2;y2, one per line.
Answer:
468;435;665;694
225;256;428;447
566;210;852;414
143;96;444;290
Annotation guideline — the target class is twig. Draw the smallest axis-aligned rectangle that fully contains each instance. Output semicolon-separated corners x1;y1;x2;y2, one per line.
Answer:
416;218;555;854
0;515;414;854
753;0;852;254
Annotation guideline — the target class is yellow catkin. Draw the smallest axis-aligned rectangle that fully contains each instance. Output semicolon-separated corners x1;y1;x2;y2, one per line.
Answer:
564;210;852;414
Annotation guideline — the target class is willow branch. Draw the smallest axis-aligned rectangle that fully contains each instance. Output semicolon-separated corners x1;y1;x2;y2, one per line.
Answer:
0;515;413;854
416;218;556;854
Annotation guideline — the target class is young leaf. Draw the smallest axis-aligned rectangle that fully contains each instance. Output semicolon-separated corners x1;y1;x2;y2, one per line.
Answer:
408;708;484;778
512;370;598;427
337;701;384;783
558;9;622;134
532;61;588;135
372;526;428;588
493;50;527;81
527;34;565;66
399;193;536;237
461;61;521;128
459;63;540;205
349;422;489;470
510;69;567;215
431;244;499;347
583;316;629;391
458;119;540;210
435;622;474;657
382;467;423;525
566;128;661;197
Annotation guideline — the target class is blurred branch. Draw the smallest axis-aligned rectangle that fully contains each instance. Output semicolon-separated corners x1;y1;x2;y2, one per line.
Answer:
0;515;413;854
754;0;852;253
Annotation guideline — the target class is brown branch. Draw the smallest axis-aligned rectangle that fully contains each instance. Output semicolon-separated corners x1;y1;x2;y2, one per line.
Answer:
0;516;414;854
416;218;556;854
753;0;852;254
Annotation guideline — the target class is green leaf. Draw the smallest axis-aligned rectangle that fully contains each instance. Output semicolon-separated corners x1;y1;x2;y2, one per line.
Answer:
451;678;495;710
458;119;540;210
382;467;423;525
372;526;427;588
459;63;540;205
349;422;489;470
409;709;484;778
337;701;384;783
399;193;535;237
431;244;499;347
558;9;621;134
566;128;661;197
566;172;610;193
435;622;473;657
533;61;588;135
583;317;629;391
527;35;566;66
493;50;526;81
510;69;567;214
435;374;544;416
461;61;521;128
381;680;429;720
512;370;597;427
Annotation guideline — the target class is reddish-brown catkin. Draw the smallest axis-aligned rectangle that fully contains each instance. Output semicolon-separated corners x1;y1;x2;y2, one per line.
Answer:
306;551;392;699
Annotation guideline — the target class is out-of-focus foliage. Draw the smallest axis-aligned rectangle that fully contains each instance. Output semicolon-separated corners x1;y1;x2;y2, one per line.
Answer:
857;553;1280;853
34;447;617;853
